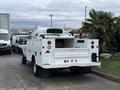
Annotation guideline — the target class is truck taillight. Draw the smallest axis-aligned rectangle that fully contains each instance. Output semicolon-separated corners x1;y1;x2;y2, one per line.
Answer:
91;41;95;49
47;41;51;44
91;41;94;44
47;46;51;49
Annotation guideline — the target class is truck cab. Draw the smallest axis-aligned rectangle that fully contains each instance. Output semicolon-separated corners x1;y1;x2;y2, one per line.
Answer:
0;29;11;54
22;27;101;77
12;34;28;54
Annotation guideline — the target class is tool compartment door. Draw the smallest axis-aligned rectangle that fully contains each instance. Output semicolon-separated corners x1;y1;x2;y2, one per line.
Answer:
54;48;90;58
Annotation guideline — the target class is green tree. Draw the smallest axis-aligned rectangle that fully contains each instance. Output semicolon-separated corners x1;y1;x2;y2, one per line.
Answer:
81;9;116;52
113;16;120;51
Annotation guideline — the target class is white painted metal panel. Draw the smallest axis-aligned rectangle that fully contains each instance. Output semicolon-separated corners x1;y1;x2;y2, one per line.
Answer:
54;48;90;58
0;13;9;30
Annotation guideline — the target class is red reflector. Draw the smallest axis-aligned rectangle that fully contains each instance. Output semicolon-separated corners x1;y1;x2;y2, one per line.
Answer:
47;41;51;44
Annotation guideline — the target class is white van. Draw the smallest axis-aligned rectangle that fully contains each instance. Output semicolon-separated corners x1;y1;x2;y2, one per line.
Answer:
0;29;11;54
22;27;101;77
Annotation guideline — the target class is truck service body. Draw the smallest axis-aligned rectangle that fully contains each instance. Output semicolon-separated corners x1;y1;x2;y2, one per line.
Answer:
22;27;101;77
0;29;11;54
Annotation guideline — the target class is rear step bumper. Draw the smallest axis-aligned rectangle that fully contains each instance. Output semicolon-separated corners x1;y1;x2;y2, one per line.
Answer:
42;62;101;69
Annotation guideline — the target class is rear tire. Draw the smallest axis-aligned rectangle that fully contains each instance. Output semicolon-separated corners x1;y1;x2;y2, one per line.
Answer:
17;48;21;54
32;59;40;77
39;68;52;78
22;56;27;64
70;68;81;74
8;50;12;55
32;56;51;78
70;67;91;74
80;67;91;74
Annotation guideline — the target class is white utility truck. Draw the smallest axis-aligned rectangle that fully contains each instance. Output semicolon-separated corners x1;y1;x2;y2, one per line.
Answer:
22;27;101;77
0;29;11;54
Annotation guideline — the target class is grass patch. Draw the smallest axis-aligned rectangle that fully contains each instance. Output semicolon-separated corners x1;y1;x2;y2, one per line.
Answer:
95;57;120;78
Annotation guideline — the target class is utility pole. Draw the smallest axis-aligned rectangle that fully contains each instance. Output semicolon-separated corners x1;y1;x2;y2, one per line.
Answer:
85;6;87;22
49;14;53;28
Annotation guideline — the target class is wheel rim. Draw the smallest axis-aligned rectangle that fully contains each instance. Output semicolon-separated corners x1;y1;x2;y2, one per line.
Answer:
33;62;36;74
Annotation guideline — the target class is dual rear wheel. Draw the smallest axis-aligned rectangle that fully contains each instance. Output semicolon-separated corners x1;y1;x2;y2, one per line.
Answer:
21;56;27;64
70;67;91;74
22;56;51;78
32;57;51;78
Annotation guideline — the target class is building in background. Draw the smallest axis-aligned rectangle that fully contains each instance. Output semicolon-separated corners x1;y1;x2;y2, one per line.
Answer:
0;13;10;31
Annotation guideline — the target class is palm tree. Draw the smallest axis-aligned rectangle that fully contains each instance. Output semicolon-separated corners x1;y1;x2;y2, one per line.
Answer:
113;17;120;51
81;9;115;52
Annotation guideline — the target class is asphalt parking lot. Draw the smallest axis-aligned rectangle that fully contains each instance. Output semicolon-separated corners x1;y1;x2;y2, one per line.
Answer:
0;54;119;90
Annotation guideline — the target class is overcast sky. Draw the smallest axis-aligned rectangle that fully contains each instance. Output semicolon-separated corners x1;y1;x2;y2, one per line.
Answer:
0;0;120;28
